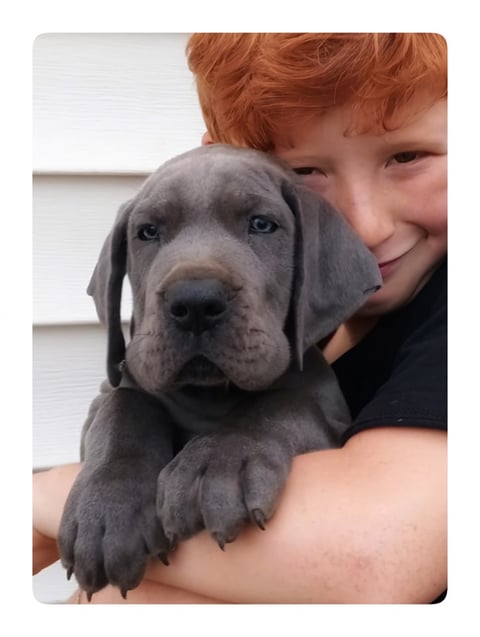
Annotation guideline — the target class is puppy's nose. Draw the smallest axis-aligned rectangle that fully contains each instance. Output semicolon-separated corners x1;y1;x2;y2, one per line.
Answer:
165;279;230;334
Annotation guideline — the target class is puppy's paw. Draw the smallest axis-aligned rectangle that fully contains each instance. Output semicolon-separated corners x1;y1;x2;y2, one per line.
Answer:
156;433;291;548
58;464;169;600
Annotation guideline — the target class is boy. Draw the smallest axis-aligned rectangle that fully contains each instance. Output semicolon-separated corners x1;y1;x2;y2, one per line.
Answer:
33;33;447;603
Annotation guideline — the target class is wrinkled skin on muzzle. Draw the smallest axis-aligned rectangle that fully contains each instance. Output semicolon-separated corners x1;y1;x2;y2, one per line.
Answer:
126;221;295;393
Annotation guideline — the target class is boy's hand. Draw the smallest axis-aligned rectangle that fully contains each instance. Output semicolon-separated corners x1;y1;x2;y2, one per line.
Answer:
33;528;60;575
32;463;82;574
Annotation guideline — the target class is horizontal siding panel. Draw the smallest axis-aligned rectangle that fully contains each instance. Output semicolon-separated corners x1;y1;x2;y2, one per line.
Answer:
33;324;110;468
32;34;206;603
33;33;205;173
33;174;140;324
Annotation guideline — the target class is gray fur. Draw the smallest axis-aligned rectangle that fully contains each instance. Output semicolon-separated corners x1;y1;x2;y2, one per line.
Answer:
58;144;381;598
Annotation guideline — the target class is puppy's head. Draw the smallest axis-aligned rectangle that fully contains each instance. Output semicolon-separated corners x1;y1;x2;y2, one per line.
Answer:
88;145;381;392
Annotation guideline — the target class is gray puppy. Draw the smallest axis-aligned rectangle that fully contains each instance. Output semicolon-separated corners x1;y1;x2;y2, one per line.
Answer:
58;144;381;599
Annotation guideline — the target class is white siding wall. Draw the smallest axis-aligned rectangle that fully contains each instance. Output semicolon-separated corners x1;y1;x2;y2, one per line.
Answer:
33;33;205;602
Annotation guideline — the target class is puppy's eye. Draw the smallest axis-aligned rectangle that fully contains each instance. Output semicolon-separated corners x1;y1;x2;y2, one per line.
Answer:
249;216;278;234
137;224;160;241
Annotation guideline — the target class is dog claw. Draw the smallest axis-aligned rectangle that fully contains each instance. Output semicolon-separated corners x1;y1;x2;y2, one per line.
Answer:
158;552;170;566
251;508;266;530
166;534;178;553
212;533;225;551
121;587;128;600
66;566;74;581
86;591;93;603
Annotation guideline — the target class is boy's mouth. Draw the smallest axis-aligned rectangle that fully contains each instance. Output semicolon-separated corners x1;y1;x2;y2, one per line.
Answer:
378;256;402;278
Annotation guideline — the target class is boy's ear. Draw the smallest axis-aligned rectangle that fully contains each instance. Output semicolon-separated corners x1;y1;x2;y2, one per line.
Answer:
281;181;382;368
201;131;214;145
87;201;134;387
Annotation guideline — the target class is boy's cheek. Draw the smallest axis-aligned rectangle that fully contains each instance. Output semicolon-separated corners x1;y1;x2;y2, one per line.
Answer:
416;187;447;237
407;166;447;237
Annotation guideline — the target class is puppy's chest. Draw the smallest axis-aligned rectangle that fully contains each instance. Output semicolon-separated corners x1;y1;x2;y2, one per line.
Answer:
159;387;246;439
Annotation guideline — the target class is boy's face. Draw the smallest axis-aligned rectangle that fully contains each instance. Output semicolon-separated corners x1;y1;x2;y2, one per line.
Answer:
273;97;447;316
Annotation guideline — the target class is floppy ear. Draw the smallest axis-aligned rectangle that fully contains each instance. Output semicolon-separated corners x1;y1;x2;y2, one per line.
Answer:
87;201;133;387
281;181;382;369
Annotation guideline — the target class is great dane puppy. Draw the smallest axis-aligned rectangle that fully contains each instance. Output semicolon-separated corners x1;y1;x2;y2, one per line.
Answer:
58;144;381;599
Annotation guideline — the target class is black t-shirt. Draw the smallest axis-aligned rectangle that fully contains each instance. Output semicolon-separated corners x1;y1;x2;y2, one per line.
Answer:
332;258;447;604
332;258;447;443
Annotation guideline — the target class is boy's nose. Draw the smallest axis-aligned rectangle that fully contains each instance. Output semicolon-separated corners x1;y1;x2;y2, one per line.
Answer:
332;186;395;250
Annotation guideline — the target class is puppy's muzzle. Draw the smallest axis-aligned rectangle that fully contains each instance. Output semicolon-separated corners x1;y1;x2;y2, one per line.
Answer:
164;278;232;335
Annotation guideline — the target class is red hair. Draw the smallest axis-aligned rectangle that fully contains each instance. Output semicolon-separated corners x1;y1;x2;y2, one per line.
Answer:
187;33;447;150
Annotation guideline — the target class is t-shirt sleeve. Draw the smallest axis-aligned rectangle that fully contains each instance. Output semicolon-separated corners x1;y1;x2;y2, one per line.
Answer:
341;299;447;444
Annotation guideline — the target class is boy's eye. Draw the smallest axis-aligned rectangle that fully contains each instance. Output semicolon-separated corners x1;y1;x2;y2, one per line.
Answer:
391;151;420;164
293;167;322;175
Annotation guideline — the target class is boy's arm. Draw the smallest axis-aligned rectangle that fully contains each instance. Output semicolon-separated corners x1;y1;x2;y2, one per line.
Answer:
33;426;446;603
32;464;82;575
146;426;447;603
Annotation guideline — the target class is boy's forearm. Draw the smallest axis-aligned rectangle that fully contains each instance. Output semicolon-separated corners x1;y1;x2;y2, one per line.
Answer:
33;463;82;540
146;427;447;604
33;428;446;603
